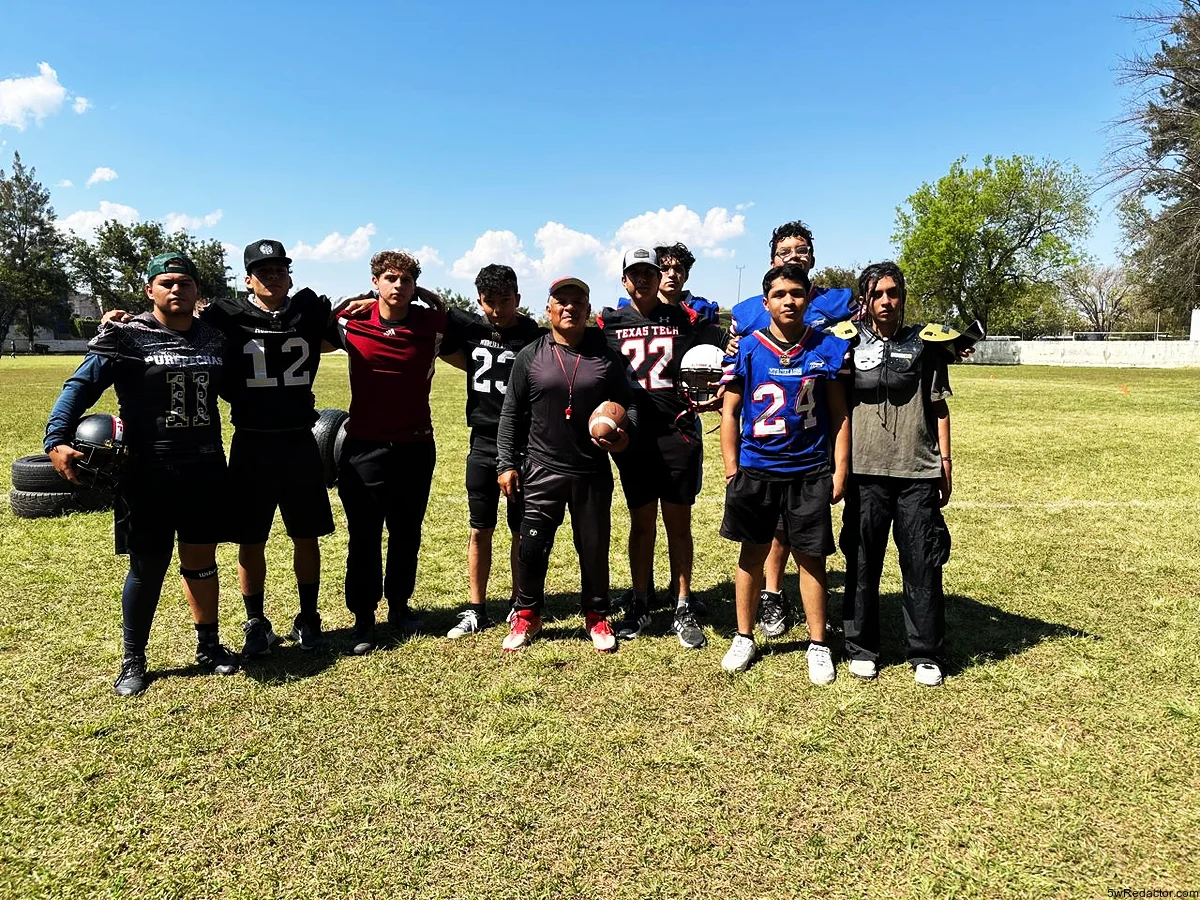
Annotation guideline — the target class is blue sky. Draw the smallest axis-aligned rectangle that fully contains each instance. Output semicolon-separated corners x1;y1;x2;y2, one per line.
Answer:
0;0;1146;305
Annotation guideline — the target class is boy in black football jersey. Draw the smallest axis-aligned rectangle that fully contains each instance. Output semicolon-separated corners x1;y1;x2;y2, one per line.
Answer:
437;265;545;637
45;253;239;696
598;248;723;650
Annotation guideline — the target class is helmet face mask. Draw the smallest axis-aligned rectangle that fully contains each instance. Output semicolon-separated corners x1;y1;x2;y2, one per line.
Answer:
677;344;727;407
72;413;130;488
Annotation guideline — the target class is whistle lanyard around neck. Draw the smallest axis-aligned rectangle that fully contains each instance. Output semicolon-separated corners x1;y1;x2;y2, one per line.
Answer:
551;342;582;420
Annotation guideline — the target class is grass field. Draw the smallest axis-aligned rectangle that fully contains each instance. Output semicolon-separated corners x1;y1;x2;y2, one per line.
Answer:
0;355;1198;899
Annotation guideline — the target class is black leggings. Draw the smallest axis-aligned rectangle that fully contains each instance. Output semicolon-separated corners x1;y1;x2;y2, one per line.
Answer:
121;548;173;656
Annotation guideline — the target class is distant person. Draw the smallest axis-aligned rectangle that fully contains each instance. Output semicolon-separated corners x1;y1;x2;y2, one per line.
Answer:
840;262;954;687
326;250;446;656
495;276;639;652
44;252;238;696
10;339;16;358
727;220;856;642
437;264;545;637
718;263;850;680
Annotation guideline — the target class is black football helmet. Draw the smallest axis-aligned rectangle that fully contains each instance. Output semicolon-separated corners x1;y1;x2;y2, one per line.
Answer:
72;413;130;488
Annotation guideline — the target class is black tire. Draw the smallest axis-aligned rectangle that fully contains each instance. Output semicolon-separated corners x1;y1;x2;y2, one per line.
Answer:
312;408;348;488
332;417;349;487
10;454;70;493
10;488;77;519
75;488;115;512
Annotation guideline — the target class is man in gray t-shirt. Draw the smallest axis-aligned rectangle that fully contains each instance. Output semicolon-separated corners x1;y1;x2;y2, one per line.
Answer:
841;262;954;687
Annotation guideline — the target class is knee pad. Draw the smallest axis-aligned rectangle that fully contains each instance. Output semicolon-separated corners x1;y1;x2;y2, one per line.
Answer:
179;564;219;580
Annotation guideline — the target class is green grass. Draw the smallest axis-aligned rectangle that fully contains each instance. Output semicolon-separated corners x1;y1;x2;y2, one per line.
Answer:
0;356;1198;899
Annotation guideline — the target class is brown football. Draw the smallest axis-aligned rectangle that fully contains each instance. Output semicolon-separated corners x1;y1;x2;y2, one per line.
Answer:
589;401;628;440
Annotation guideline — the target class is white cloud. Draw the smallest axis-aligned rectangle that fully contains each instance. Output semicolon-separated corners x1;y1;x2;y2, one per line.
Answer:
402;245;443;269
614;204;745;253
72;96;90;114
0;63;68;130
735;201;755;211
58;200;139;237
164;209;223;231
451;230;534;279
56;179;73;188
703;247;736;260
531;222;606;279
291;223;376;262
86;166;118;187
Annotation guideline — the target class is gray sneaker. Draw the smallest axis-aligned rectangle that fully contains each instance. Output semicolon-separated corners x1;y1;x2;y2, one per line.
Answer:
672;603;707;650
758;590;789;638
241;617;279;657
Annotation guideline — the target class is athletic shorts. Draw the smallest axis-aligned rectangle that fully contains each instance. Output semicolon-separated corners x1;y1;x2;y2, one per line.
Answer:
227;429;335;543
614;428;703;509
115;452;230;555
720;468;835;556
465;432;523;531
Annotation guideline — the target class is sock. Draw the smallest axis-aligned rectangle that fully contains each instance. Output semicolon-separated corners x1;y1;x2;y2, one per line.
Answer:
737;631;755;641
675;595;691;612
297;582;319;619
243;591;265;620
195;622;219;645
809;639;828;648
355;612;374;631
467;601;488;617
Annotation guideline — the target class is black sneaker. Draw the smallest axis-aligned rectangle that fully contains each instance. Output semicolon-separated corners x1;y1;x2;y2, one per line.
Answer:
758;590;790;638
195;642;241;676
672;603;707;650
387;604;422;636
114;654;148;696
616;600;652;639
241;617;279;657
286;613;327;650
350;618;376;656
612;589;634;621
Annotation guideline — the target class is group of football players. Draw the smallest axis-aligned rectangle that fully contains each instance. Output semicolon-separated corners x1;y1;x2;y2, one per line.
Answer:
42;217;957;696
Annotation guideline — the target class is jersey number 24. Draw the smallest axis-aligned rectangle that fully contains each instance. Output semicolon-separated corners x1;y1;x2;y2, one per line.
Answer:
751;378;817;437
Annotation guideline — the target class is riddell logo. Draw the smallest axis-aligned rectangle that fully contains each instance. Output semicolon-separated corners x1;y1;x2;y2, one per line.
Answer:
112;416;125;442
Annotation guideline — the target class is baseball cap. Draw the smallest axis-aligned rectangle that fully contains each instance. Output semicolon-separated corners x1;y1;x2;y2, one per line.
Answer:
244;238;292;272
145;251;200;284
549;276;590;298
622;247;659;272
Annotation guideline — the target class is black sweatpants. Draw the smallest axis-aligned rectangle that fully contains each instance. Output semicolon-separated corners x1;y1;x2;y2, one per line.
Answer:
338;437;436;616
840;475;950;666
513;459;612;615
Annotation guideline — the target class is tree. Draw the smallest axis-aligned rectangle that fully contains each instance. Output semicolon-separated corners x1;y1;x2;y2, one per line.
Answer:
893;155;1093;334
811;265;859;292
434;287;475;312
1110;2;1200;329
0;152;71;346
1061;263;1132;333
69;220;230;313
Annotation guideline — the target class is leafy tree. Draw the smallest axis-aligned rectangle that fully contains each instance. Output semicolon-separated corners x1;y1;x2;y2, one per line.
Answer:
1111;3;1200;329
1060;263;1132;333
0;152;71;346
434;287;476;312
893;155;1093;334
811;265;859;292
69;220;230;312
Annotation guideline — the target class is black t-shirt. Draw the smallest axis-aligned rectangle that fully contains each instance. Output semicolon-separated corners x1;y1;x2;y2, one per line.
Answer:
597;301;722;436
203;288;331;430
440;309;546;433
497;329;641;476
87;313;227;460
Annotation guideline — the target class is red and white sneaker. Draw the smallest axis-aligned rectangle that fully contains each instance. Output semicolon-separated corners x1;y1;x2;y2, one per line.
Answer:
585;612;616;653
502;609;542;652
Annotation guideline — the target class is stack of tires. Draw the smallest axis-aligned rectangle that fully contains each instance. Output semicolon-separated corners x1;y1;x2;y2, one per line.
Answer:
9;454;115;519
312;408;349;488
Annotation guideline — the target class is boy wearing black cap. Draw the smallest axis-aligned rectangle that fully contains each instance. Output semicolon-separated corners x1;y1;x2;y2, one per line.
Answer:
45;252;239;696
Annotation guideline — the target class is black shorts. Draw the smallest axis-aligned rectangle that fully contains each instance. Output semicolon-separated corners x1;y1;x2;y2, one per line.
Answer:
465;432;523;531
720;468;835;556
115;454;230;555
614;429;703;509
227;429;335;543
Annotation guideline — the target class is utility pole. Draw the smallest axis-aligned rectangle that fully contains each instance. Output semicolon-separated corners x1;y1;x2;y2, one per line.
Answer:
735;264;745;301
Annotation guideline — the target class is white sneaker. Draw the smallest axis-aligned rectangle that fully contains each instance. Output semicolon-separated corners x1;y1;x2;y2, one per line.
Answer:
721;635;757;673
806;643;836;685
914;663;944;687
848;658;878;680
447;607;489;639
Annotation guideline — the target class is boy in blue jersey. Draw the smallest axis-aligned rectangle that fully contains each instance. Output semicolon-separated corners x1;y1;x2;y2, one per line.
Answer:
727;221;857;641
718;264;851;681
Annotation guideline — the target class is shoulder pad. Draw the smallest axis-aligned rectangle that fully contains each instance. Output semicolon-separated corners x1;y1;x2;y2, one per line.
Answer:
827;320;858;340
920;322;960;343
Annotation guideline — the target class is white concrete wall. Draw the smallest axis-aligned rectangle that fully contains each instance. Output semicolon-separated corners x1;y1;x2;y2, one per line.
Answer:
966;339;1200;368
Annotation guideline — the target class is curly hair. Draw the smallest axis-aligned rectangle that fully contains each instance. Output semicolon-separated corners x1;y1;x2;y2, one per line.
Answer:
654;242;696;273
370;250;421;280
762;263;811;296
474;264;519;298
769;220;815;259
857;261;907;304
